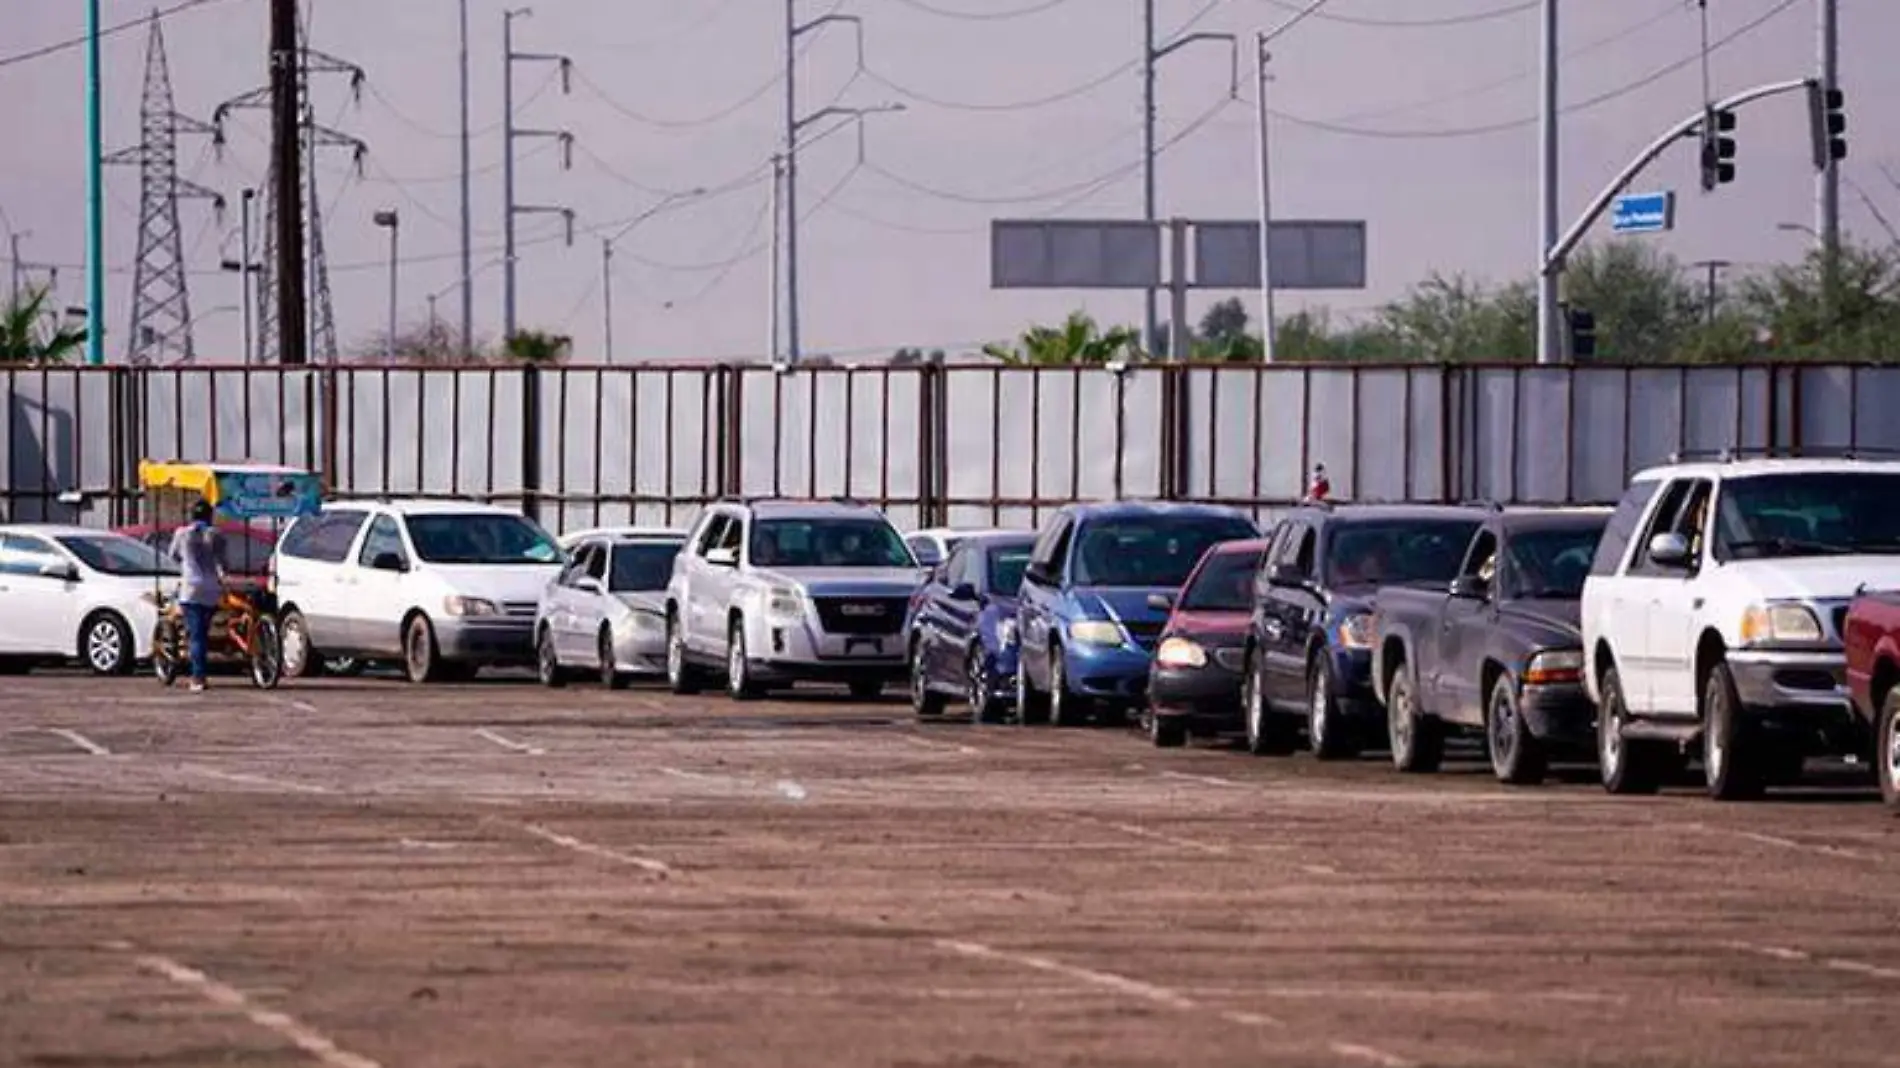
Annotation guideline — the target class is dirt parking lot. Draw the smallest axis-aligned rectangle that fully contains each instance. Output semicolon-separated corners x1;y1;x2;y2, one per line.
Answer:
2;671;1897;1068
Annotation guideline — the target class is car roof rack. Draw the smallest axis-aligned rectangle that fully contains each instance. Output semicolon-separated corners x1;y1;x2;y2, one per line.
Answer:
1664;445;1900;464
1454;497;1507;512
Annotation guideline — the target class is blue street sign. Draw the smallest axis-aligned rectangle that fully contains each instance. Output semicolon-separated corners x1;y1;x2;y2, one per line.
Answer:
1611;191;1676;234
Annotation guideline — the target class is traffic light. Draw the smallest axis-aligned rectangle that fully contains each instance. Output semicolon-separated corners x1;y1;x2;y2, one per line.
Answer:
1807;82;1847;168
1699;107;1737;191
1567;307;1597;360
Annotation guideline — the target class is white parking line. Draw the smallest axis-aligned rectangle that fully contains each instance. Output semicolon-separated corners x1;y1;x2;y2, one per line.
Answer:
1724;941;1900;981
473;728;545;756
776;780;809;801
900;734;981;756
105;941;382;1068
518;823;673;877
1155;769;1248;789
933;938;1204;1012
1688;824;1875;862
398;838;457;851
183;767;332;794
44;728;110;756
267;696;321;714
1099;820;1232;856
1328;1041;1418;1068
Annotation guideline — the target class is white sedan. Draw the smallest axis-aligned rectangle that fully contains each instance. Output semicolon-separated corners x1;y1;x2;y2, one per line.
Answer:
904;526;1017;569
536;529;686;688
0;524;167;675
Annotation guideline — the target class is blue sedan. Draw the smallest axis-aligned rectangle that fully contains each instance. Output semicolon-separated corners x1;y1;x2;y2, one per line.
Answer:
905;532;1035;723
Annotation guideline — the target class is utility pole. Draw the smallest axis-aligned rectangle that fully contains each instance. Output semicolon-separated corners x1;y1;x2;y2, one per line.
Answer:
1692;258;1730;326
374;209;399;363
502;7;575;342
1253;34;1276;364
1816;0;1840;327
220;188;261;365
458;0;474;354
783;2;864;367
768;153;783;364
1144;2;1238;358
8;232;22;304
269;0;308;365
600;238;614;364
85;0;105;365
1535;0;1561;365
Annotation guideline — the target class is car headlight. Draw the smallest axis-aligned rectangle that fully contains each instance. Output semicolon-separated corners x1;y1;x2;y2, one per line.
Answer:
1154;636;1207;669
1740;602;1822;644
996;617;1018;648
1336;613;1375;649
1523;649;1584;685
443;595;499;617
766;585;804;619
1069;619;1124;647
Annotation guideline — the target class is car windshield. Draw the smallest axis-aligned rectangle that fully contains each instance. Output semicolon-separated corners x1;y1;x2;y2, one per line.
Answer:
1502;524;1604;599
405;514;562;565
1180;547;1264;610
609;542;683;592
750;518;914;569
1714;472;1900;559
59;534;179;576
986;545;1032;595
1071;514;1259;588
1326;519;1482;587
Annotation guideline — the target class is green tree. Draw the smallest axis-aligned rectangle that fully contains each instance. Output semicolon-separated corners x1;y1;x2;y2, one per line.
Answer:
1561;242;1707;362
0;286;86;365
1734;241;1900;360
503;328;573;364
983;310;1142;365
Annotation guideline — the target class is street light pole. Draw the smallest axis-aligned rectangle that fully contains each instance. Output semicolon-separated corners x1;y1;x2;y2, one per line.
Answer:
786;100;900;365
601;238;614;364
1253;34;1277;364
374;209;399;363
85;0;105;366
458;0;474;353
1536;0;1561;365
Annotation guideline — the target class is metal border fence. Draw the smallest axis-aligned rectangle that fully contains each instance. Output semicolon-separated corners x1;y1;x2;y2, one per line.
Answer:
4;361;1894;533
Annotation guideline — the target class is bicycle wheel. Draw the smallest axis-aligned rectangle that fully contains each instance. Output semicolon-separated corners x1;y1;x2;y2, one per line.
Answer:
153;617;181;687
250;615;284;690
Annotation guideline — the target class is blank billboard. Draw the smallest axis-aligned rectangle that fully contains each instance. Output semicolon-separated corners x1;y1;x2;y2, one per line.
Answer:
1193;219;1367;290
990;220;1163;289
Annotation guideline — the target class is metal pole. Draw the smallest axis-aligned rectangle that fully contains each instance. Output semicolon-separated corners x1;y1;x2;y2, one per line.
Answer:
428;293;438;331
502;10;518;342
85;0;105;365
239;189;255;365
1168;218;1190;364
1141;0;1158;356
271;0;308;365
386;219;399;364
8;233;19;305
783;1;802;365
1535;0;1561;365
768;154;783;364
1816;0;1840;326
1253;35;1276;364
601;238;615;364
458;0;474;354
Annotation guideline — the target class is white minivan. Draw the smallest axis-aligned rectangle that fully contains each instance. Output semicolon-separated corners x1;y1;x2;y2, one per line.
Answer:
273;499;565;683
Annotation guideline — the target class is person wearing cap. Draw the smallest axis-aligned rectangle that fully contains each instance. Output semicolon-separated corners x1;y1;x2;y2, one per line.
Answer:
167;498;227;693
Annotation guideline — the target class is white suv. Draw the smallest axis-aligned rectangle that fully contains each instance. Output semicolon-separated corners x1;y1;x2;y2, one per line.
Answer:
273;499;565;683
664;499;925;700
1581;456;1900;800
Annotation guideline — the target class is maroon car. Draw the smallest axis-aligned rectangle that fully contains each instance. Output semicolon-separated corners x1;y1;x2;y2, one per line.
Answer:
1142;538;1272;747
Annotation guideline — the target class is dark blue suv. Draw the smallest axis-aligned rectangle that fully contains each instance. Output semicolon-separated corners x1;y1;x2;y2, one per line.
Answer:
1242;503;1486;759
1017;501;1259;727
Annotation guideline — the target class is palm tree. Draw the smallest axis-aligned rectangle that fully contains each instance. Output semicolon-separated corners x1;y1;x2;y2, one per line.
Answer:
0;286;86;365
982;310;1142;365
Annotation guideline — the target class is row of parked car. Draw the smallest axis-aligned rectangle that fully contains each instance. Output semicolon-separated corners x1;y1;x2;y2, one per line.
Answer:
3;453;1897;811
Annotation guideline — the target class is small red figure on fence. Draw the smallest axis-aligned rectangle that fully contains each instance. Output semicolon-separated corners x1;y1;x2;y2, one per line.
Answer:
1306;463;1330;502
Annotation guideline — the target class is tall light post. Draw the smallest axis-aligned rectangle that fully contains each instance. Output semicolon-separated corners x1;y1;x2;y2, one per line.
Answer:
1535;0;1561;364
220;189;262;364
600;187;706;364
374;208;400;363
785;101;903;365
458;0;474;353
1253;34;1276;363
85;0;105;365
1778;220;1820;239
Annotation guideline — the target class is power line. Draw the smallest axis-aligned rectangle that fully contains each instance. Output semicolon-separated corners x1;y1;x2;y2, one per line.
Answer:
669;161;865;307
1259;0;1537;28
884;0;1079;21
0;0;250;70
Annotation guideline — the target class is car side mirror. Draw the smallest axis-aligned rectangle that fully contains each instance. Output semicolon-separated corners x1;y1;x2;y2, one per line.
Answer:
574;576;604;595
1146;592;1173;611
1266;563;1306;590
1448;574;1489;600
1647;532;1691;568
705;547;738;567
370;551;408;573
949;582;978;602
40;559;78;582
1021;563;1049;586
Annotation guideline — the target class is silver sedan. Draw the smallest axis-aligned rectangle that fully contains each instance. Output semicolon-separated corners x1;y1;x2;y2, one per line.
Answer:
535;529;685;688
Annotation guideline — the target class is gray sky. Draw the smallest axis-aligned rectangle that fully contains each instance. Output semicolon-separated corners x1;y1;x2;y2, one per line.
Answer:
1;0;1894;364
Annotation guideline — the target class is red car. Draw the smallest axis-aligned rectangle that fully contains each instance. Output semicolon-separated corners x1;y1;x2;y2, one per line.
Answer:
1842;590;1900;811
1142;538;1273;747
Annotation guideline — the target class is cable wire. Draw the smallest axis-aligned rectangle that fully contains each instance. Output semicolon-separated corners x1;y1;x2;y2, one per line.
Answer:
1260;0;1537;28
0;0;249;70
884;0;1079;20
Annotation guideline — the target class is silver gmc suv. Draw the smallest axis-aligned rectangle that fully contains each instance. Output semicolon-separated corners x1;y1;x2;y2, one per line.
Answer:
664;498;926;700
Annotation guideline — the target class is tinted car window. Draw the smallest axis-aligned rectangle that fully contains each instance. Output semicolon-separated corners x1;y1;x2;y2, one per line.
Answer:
58;533;179;576
609;542;683;591
405;513;562;565
1714;471;1900;560
1589;478;1660;576
1325;519;1481;587
1180;547;1265;610
1071;514;1259;588
1503;524;1605;598
986;544;1032;596
749;518;913;569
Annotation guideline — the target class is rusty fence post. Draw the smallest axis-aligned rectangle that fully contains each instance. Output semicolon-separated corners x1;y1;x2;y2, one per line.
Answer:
520;362;542;521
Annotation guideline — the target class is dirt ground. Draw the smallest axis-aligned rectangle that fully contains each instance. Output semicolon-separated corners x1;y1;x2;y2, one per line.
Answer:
2;671;1897;1068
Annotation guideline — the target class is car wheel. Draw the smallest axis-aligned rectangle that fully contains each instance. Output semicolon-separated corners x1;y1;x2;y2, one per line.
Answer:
726;619;762;701
1047;645;1086;728
404;615;443;684
599;628;630;690
1703;660;1767;801
966;647;999;724
1243;650;1296;756
1598;665;1663;795
1486;673;1548;785
665;614;701;695
1386;668;1443;773
1015;651;1050;726
1307;655;1359;761
279;610;317;679
81;611;133;677
910;643;946;718
536;626;566;688
1878;689;1900;813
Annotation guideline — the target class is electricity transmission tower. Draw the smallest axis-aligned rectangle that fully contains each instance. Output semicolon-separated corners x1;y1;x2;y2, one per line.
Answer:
106;12;224;366
214;22;367;364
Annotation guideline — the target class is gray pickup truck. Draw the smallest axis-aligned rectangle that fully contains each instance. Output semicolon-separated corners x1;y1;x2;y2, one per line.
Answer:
1370;507;1609;785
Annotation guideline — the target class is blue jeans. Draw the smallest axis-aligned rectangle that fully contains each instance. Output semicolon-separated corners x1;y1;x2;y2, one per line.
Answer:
182;603;215;682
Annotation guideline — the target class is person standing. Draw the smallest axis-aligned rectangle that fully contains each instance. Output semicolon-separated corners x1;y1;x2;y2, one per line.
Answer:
168;498;226;693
